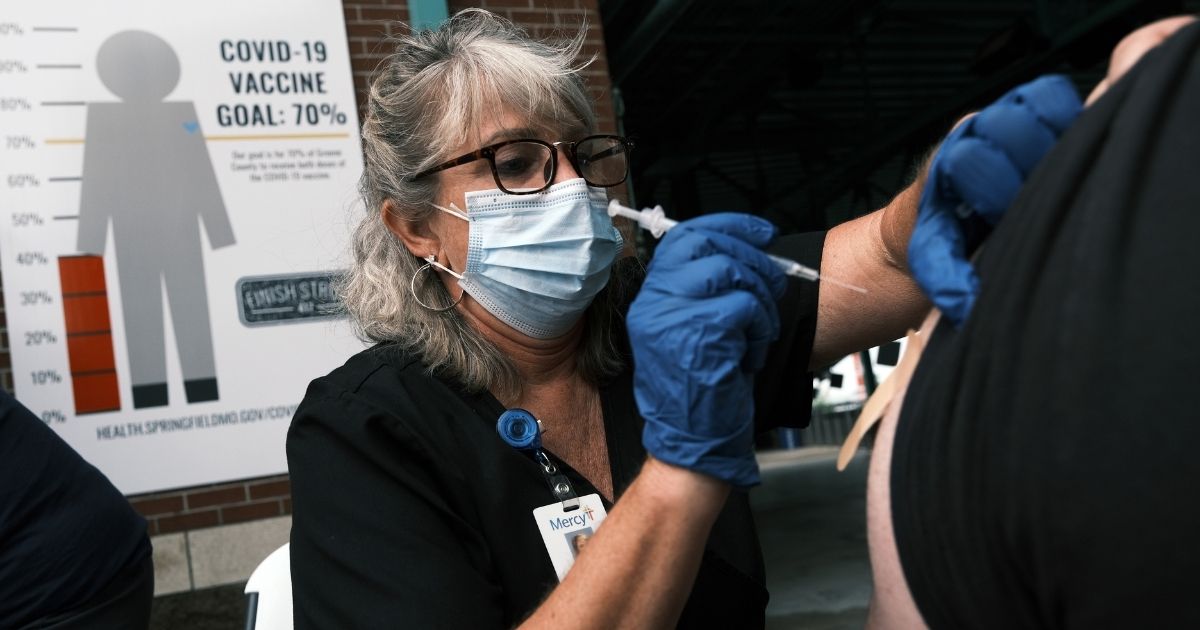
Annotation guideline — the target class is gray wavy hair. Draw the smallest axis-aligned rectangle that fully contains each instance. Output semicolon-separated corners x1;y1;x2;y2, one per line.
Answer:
340;8;633;399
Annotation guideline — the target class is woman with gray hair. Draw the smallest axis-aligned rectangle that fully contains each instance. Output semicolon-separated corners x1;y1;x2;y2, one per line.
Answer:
288;8;931;628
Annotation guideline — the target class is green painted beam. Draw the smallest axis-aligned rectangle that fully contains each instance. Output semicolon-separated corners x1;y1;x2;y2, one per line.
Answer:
410;0;449;31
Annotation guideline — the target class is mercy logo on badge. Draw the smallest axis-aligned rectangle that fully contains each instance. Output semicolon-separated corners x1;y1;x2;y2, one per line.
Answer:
548;512;590;531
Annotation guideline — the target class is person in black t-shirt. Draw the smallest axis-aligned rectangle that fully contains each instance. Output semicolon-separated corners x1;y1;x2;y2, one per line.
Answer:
872;16;1200;629
0;389;153;629
624;12;1200;630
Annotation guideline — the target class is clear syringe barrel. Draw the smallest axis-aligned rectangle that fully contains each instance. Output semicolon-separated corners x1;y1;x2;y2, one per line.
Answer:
607;199;865;293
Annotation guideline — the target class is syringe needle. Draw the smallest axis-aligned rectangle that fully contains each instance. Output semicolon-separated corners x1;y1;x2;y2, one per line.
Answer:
818;274;868;294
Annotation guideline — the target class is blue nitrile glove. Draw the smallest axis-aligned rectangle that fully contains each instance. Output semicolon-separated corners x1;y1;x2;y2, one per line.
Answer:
629;213;788;488
909;74;1082;326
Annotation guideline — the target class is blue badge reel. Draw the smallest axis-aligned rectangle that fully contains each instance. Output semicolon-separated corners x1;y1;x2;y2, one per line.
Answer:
496;408;541;451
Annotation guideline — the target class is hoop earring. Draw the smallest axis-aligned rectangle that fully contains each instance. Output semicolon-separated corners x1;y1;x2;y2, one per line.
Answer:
410;261;465;312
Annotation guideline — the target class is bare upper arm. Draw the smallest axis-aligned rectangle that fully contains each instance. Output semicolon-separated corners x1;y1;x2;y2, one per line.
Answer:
862;311;941;629
810;183;929;370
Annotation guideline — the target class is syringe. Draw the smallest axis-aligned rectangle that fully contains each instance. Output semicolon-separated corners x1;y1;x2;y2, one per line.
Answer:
607;200;867;294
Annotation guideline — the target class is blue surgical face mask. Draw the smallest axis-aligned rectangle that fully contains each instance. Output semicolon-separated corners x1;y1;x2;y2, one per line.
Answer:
428;178;624;339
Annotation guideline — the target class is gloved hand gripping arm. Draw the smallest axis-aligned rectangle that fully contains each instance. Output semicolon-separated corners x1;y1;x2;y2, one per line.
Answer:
629;213;787;488
908;75;1083;325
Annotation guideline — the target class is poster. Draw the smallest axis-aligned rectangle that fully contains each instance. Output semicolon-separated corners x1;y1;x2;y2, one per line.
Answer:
0;0;366;493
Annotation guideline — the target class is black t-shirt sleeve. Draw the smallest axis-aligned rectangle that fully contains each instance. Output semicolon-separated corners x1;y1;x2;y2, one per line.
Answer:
0;390;149;628
288;390;507;629
755;230;826;430
891;22;1200;629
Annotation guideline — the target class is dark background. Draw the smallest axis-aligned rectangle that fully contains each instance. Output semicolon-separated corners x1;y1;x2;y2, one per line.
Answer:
600;0;1198;232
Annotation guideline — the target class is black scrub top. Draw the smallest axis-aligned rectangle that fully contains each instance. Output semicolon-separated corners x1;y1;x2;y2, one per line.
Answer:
287;232;824;629
890;22;1200;630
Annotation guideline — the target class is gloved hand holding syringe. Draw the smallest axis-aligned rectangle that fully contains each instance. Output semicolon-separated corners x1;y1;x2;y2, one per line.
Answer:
607;200;867;294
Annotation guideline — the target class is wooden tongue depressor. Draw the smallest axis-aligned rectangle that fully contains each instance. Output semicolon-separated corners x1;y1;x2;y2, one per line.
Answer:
836;309;940;471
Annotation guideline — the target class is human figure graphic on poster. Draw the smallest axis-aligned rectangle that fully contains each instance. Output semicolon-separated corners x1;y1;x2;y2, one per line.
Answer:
78;31;235;409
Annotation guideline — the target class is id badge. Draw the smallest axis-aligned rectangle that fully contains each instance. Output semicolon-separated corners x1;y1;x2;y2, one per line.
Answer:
532;493;608;581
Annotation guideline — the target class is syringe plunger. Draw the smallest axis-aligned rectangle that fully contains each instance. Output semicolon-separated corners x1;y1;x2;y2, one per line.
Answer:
606;199;866;293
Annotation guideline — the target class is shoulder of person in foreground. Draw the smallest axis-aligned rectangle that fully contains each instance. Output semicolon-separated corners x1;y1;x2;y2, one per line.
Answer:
0;390;149;628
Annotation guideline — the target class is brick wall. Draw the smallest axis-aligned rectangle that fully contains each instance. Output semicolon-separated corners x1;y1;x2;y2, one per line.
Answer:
0;1;618;537
345;0;616;132
131;475;293;535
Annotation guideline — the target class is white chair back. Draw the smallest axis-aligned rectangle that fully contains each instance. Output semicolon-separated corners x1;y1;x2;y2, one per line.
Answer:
244;543;293;630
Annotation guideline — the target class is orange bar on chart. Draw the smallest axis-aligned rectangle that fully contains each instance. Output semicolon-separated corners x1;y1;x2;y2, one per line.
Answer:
59;255;120;414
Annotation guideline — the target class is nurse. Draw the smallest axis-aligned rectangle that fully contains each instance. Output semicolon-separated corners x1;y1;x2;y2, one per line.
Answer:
289;8;929;628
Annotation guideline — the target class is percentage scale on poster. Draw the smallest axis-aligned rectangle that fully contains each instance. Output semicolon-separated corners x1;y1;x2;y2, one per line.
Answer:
0;17;351;424
0;0;365;494
1;21;86;423
12;249;120;417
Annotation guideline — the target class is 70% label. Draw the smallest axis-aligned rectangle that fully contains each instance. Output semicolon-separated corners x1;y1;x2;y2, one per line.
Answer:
293;103;347;125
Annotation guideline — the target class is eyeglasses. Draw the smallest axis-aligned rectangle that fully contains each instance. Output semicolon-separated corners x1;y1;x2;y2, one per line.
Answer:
411;134;634;195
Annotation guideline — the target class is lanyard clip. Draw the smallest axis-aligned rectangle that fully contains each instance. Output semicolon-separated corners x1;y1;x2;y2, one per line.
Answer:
498;409;579;510
535;450;580;510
